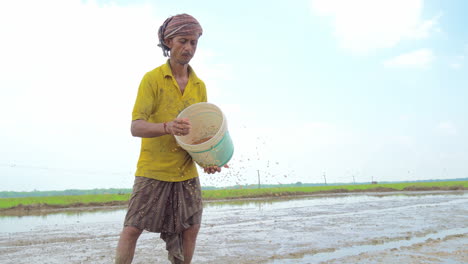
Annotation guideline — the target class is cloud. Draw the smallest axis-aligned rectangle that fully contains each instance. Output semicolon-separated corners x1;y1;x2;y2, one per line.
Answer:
190;49;234;100
0;0;230;136
437;121;457;136
449;51;466;70
450;62;463;69
0;0;233;190
383;48;434;69
310;0;441;53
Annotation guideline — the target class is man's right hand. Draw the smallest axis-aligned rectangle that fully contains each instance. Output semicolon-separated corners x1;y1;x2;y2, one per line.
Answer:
167;118;191;136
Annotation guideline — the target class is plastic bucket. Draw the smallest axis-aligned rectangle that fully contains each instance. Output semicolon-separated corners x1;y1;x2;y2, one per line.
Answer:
175;102;234;167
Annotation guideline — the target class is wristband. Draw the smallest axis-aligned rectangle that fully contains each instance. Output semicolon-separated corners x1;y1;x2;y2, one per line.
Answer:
163;122;168;134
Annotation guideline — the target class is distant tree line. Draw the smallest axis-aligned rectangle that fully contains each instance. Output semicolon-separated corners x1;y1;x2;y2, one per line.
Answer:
1;178;466;198
0;188;132;198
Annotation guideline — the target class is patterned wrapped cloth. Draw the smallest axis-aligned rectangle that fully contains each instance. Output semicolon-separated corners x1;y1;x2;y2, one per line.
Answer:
124;176;203;264
157;13;203;56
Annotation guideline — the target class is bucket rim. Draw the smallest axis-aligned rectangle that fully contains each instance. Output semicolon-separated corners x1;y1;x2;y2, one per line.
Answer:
174;102;227;150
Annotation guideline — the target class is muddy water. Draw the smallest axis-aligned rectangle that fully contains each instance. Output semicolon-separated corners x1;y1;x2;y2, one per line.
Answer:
0;191;467;264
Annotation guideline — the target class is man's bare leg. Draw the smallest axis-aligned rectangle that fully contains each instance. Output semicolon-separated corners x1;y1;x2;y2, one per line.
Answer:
182;224;201;264
115;226;143;264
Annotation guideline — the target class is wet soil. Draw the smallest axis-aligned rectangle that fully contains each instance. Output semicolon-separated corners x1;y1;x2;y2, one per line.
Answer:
0;190;466;264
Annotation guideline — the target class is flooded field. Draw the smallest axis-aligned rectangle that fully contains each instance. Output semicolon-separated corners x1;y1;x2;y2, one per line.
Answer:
0;191;467;263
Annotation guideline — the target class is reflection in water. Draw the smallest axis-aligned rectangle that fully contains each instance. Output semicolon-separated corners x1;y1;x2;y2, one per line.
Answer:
203;190;466;211
0;191;465;234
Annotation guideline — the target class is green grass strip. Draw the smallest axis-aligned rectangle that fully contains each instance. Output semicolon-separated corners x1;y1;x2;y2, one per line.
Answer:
201;181;468;200
0;193;130;209
1;181;466;210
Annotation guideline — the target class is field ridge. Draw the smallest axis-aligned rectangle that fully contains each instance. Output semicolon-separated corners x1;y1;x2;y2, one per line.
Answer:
1;181;466;215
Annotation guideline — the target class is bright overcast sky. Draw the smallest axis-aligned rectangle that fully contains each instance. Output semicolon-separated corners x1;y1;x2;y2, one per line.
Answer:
1;0;467;191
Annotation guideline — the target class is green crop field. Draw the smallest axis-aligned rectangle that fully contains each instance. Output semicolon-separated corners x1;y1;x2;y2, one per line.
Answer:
0;193;131;209
0;181;466;210
201;181;468;199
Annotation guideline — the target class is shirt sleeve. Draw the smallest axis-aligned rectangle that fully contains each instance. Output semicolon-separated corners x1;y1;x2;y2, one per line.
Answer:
132;73;157;121
200;80;208;102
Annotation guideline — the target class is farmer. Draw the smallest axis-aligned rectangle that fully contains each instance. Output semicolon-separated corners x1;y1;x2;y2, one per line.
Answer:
115;13;225;264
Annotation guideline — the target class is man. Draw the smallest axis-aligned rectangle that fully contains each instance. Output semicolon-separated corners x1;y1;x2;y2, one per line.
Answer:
115;14;225;264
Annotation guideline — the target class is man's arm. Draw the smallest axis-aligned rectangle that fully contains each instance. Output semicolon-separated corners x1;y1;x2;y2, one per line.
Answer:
131;118;192;138
130;120;166;138
131;118;228;174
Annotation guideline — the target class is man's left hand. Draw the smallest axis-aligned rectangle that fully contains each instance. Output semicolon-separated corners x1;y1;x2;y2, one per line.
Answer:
204;164;229;174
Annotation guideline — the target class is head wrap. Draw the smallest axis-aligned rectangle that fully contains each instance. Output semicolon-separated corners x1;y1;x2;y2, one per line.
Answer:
157;14;203;57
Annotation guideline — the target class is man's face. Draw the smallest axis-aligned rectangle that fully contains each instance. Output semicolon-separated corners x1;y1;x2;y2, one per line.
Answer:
166;34;200;65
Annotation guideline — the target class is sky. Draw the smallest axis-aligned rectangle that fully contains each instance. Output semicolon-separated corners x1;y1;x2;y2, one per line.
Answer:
1;0;467;191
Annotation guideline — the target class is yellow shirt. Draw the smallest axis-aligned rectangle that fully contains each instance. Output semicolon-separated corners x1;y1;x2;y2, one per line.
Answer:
132;61;207;182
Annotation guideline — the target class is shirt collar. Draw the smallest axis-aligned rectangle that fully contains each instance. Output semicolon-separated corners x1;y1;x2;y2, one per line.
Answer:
162;60;201;84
